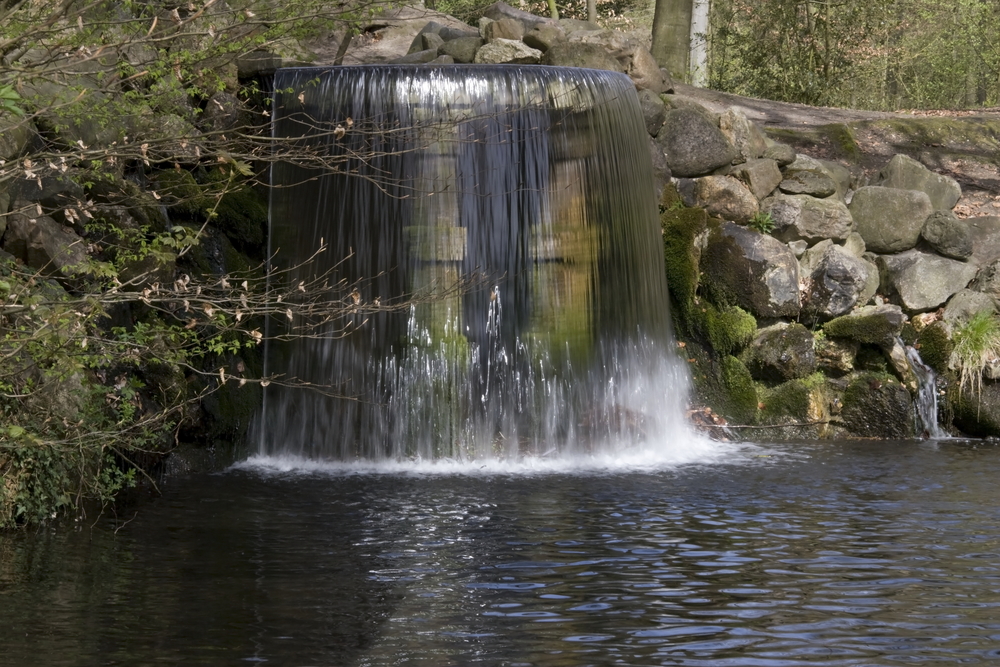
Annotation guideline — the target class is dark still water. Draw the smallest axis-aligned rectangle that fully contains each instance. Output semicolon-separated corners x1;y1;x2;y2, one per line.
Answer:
3;440;1000;666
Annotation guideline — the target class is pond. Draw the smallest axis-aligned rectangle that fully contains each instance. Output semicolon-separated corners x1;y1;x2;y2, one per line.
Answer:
3;438;1000;666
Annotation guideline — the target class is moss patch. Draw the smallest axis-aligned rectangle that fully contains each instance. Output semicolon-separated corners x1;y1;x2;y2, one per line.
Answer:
758;373;827;422
150;169;212;220
916;321;953;375
661;202;709;321
719;355;759;425
824;312;899;345
691;302;757;356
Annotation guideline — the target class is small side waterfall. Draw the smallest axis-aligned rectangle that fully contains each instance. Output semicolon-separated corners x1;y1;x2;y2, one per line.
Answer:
905;344;946;439
257;65;691;462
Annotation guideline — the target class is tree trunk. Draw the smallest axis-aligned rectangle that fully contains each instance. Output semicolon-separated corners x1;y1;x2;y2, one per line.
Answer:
548;0;559;20
652;0;694;83
587;0;596;23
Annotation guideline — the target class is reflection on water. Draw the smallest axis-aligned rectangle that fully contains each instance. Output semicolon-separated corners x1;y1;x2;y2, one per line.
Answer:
3;440;1000;666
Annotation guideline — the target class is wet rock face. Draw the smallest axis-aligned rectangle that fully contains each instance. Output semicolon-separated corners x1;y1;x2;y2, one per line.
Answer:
701;221;801;318
850;186;934;253
952;383;1000;437
741;322;816;382
841;373;915;438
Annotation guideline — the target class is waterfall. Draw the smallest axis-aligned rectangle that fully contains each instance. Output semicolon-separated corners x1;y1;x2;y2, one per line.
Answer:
257;65;691;462
905;344;946;439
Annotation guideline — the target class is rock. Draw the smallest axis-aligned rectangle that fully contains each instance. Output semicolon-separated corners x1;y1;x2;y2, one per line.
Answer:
842;373;915;438
972;258;1000;299
200;92;253;133
804;244;878;320
341;7;476;64
763;142;796;166
482;17;524;41
236;50;285;78
655;107;738;178
637;89;667;136
816;159;853;199
473;39;542;64
823;304;907;346
22;77;123;148
3;211;88;277
841;232;866;258
522;24;566;52
921;210;973;260
761;193;854;244
876;153;961;211
799;239;834;275
10;173;86;221
779;170;838;198
408;30;445;54
0;115;33;162
540;41;622;71
482;3;559;31
788;240;808;258
849;186;933;253
621;45;671;93
392;48;442;64
647;136;671;201
731;158;782;201
967;216;1000;266
816;336;858;376
719;108;767;163
942;289;996;324
952;383;1000;437
439;36;484;63
741;322;817;381
559;18;603;31
132;112;204;164
701;221;801;318
877;249;978;313
684;176;758;223
427;54;456;65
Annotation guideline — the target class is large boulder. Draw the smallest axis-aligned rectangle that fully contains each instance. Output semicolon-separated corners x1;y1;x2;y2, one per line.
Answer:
841;373;915;439
877;249;978;313
741;322;816;382
804;244;878;320
719;108;767;163
677;176;758;224
943;289;996;325
482;2;559;30
619;44;671;93
439;36;484;63
482;17;525;41
823;304;906;346
540;41;622;71
701;221;801;318
876;154;961;211
849;186;933;253
0;115;34;161
637;89;667;136
647;136;671;200
474;38;542;64
3;210;88;277
966;216;1000;266
921;210;973;260
779;170;838;198
522;24;566;52
655;107;738;178
761;193;854;244
732;158;782;201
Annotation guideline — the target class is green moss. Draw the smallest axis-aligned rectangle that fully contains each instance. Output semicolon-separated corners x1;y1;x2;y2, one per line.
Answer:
150;169;211;220
916;321;953;375
860;117;1000;153
660;200;708;319
824;312;898;345
204;170;268;254
719;355;758;425
693;303;757;356
841;372;915;438
765;123;861;163
758;373;827;421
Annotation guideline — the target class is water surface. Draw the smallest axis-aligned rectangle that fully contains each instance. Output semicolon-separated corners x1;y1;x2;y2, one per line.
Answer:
3;439;1000;666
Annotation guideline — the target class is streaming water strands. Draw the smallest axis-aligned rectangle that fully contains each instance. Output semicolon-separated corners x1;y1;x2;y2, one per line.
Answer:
258;65;691;461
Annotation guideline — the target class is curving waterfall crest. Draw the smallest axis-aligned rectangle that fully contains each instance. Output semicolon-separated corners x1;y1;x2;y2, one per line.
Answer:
258;65;691;462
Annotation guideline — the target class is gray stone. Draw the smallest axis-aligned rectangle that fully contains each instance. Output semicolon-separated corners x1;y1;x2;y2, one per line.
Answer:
200;92;253;134
647;136;671;202
761;193;854;244
689;176;759;224
482;2;558;30
732;158;782;200
841;232;866;258
741;323;816;381
922;210;973;260
788;240;808;258
427;54;456;65
522;24;566;52
0;115;33;162
392;48;442;64
22;77;123;148
799;239;835;275
132;113;204;164
408;30;445;54
473;39;542;64
842;373;915;439
823;304;907;346
540;41;623;72
877;153;961;211
816;336;858;377
622;45;671;94
817;159;853;199
482;17;524;41
559;18;603;31
877;249;978;313
637;89;667;136
972;258;1000;299
967;216;1000;266
850;186;934;253
655;107;738;178
3;211;88;277
779;170;837;198
719;108;767;164
943;289;996;324
10;174;86;218
763;142;796;166
804;244;878;320
439;36;484;63
701;221;801;318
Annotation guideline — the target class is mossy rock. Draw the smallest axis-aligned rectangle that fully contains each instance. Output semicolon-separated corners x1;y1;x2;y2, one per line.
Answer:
854;344;890;373
823;304;905;346
718;355;758;425
741;322;817;382
756;374;834;438
950;382;1000;437
660;195;708;319
690;302;757;356
916;321;953;375
150;169;212;220
841;372;915;438
766;123;861;163
204;169;268;255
